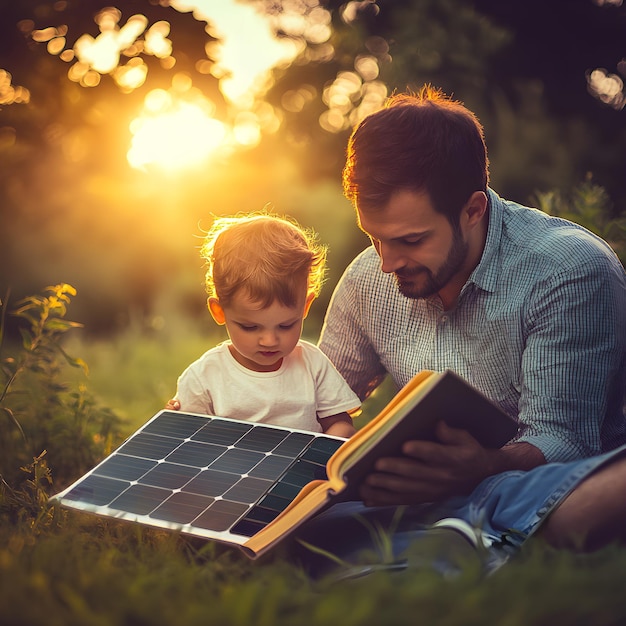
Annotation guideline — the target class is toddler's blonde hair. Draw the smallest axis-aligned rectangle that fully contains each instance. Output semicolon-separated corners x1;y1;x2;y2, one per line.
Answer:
201;213;327;308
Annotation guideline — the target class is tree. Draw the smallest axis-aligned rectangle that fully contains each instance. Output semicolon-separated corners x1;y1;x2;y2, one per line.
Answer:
0;0;624;335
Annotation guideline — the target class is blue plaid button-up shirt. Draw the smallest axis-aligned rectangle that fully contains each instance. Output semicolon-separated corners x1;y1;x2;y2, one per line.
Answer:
319;189;626;462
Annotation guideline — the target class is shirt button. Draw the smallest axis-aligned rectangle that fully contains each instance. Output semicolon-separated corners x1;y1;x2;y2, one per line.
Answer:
441;315;448;323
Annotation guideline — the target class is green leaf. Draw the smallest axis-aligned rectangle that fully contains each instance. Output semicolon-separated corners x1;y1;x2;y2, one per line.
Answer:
58;345;89;375
19;328;33;350
0;406;27;442
44;318;83;333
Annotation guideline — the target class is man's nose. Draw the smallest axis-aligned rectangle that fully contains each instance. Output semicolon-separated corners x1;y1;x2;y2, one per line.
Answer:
378;241;404;274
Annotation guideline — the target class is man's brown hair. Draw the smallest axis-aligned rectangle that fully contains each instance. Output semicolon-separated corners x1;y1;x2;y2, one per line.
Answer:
343;85;489;223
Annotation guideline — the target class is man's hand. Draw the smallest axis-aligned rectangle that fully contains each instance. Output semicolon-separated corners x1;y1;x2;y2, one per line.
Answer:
359;421;546;506
165;399;180;411
359;421;495;506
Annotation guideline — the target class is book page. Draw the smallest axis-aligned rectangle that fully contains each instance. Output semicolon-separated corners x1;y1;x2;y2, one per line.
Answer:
326;369;518;496
326;370;437;479
242;479;336;557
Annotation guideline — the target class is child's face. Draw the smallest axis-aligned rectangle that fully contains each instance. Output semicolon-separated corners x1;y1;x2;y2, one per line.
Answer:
212;290;313;372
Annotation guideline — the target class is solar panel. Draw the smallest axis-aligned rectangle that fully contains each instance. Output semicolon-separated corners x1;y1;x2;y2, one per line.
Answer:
50;410;345;548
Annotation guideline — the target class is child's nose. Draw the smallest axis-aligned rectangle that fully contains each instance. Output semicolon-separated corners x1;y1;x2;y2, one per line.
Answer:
259;330;278;346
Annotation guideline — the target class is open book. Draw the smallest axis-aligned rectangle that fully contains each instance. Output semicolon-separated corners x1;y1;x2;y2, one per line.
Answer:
50;369;518;558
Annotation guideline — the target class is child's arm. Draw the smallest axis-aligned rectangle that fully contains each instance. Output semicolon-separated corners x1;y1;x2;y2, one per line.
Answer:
320;412;356;438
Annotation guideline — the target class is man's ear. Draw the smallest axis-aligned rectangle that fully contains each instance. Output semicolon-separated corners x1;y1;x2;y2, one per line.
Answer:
208;297;226;325
303;292;316;319
463;191;488;228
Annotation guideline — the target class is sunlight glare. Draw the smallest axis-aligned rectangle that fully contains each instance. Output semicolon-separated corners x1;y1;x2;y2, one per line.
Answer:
128;89;227;170
32;0;351;167
232;111;262;147
172;0;298;106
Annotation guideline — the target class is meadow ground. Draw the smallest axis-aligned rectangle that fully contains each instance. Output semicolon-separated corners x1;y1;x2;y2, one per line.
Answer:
2;316;625;625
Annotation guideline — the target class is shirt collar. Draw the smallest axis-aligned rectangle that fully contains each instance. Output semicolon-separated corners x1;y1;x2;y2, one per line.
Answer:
466;188;504;294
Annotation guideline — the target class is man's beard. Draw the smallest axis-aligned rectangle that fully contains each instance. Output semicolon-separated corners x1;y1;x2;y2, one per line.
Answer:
394;227;469;300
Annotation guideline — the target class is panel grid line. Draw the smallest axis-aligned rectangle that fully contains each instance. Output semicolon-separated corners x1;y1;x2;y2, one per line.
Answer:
52;411;346;544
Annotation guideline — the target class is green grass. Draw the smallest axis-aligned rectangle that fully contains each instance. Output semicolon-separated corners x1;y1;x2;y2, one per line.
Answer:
3;317;626;625
2;516;626;625
64;315;221;429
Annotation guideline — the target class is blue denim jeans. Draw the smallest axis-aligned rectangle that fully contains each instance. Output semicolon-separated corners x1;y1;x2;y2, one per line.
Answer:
290;444;626;577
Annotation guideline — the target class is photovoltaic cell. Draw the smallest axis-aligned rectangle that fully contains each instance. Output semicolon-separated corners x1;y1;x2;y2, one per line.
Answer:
164;441;224;468
273;432;315;456
142;412;208;438
210;448;265;474
191;420;253;445
137;462;200;490
117;432;182;459
248;455;293;480
50;410;346;548
111;484;171;515
150;492;214;524
92;455;156;482
64;474;129;506
185;469;240;497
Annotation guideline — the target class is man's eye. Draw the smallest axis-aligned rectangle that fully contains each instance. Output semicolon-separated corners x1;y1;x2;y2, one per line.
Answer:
402;238;423;246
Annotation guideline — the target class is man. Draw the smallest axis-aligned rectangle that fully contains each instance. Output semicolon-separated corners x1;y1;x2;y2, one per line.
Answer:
294;86;626;572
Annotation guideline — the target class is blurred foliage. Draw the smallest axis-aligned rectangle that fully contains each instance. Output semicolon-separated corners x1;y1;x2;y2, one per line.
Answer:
533;177;626;264
0;0;625;337
0;284;124;488
270;0;626;200
269;0;512;173
0;451;58;532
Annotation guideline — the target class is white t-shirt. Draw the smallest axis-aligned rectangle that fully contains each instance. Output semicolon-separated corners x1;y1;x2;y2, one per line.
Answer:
174;340;360;432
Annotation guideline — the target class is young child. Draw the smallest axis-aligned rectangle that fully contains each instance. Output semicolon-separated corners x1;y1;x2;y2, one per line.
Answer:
169;213;359;437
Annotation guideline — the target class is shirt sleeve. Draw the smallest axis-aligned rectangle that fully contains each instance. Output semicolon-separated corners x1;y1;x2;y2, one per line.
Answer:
319;252;389;400
174;364;215;416
307;347;361;419
515;255;626;462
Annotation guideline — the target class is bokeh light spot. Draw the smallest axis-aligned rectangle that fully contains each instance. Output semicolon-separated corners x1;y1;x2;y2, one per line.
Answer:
0;70;31;105
587;68;626;110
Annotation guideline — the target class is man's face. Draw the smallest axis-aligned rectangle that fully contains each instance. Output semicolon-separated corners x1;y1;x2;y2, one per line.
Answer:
357;189;469;300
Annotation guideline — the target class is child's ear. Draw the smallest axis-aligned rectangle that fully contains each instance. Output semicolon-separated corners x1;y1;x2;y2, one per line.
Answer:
303;293;316;319
208;297;226;325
